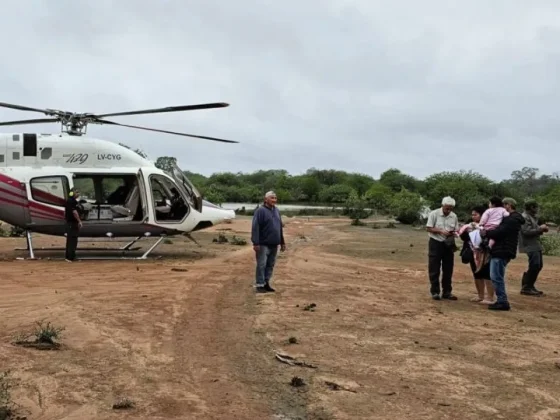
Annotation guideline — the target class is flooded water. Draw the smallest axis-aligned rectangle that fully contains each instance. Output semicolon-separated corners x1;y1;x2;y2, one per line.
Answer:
219;202;343;211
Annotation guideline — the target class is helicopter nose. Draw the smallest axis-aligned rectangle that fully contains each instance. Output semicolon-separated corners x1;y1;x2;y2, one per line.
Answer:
201;201;236;225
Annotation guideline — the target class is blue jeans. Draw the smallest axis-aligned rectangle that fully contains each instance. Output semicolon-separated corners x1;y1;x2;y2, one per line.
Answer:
255;245;278;286
490;257;510;303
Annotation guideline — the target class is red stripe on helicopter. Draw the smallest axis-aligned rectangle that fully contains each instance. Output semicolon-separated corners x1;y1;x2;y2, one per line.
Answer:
29;206;64;220
0;195;26;208
29;211;63;221
0;186;27;200
28;202;64;217
0;174;65;209
0;196;63;220
0;173;26;190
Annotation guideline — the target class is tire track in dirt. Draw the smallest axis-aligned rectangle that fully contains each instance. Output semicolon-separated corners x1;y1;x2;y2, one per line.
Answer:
165;223;323;419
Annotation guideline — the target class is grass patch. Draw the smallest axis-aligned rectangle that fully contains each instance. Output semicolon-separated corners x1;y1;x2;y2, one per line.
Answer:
230;235;247;246
112;397;135;410
212;232;248;246
13;320;65;350
212;232;229;243
0;371;17;420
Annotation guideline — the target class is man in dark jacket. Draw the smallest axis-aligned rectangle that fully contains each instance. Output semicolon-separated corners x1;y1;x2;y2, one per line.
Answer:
64;188;83;262
519;199;548;296
251;191;286;293
483;197;525;311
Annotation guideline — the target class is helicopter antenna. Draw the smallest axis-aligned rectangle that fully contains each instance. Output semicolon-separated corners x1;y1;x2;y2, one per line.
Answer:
0;101;237;143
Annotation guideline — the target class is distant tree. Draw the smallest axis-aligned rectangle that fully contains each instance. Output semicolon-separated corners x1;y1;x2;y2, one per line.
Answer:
141;158;560;216
294;175;322;202
346;173;376;196
154;156;178;173
203;186;226;205
537;185;560;224
344;190;370;221
423;170;493;220
318;184;356;203
379;168;421;193
364;183;394;213
389;188;424;225
183;171;208;189
306;168;349;186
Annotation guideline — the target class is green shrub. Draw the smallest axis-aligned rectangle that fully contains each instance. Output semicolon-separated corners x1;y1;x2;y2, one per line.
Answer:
389;188;424;225
541;234;560;256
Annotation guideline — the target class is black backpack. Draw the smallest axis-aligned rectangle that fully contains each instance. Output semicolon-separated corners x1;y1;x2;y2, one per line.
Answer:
459;241;473;264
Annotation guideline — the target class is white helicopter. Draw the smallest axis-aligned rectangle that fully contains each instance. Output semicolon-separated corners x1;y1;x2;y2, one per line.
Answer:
0;100;237;260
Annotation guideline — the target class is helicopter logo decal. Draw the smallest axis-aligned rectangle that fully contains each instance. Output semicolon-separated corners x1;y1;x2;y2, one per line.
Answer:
63;153;89;164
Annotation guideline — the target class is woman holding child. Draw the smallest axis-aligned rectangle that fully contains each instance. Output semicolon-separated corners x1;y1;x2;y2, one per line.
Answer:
459;205;495;304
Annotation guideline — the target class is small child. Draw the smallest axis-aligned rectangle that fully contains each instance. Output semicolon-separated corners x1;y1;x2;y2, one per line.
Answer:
478;196;509;249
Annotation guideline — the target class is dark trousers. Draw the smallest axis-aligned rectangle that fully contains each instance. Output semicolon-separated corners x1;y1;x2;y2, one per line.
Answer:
428;238;454;295
65;223;80;260
521;251;543;291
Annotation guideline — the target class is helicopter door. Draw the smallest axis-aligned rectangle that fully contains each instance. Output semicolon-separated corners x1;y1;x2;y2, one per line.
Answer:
27;175;69;229
170;163;203;213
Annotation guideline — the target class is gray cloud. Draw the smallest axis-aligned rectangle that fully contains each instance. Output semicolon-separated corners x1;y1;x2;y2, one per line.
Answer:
1;0;560;181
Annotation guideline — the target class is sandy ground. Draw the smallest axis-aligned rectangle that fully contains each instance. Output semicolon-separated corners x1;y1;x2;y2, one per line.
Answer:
0;216;559;420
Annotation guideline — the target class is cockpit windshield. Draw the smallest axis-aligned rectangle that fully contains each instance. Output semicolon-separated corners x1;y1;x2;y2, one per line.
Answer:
169;162;203;213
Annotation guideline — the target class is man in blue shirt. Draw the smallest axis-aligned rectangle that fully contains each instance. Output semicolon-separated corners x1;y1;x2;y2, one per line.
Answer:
251;191;286;293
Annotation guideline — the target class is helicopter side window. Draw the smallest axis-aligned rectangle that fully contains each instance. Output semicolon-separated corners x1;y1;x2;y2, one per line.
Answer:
30;176;69;207
40;148;52;160
73;177;95;202
149;175;189;223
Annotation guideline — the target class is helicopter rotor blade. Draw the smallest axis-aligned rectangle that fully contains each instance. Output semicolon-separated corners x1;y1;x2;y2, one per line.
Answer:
0;101;51;115
94;102;229;118
96;119;238;143
0;118;59;126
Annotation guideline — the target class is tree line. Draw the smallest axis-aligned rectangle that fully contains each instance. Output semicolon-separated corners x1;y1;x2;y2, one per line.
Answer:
151;155;560;225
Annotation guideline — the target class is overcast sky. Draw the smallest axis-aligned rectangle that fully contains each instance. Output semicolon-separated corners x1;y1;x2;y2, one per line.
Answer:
1;0;559;181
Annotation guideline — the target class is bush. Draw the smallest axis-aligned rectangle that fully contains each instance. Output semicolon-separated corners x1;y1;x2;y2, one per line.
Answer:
541;234;560;256
231;236;247;245
389;188;424;225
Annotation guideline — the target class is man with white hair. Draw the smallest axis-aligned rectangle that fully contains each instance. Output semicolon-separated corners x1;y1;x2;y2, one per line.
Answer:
251;190;286;293
425;196;459;300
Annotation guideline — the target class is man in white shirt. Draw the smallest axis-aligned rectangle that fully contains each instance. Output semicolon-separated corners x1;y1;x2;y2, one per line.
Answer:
426;196;459;300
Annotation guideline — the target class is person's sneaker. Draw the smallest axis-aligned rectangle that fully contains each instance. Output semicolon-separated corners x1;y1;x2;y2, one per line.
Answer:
520;289;541;296
488;301;511;311
255;286;268;293
532;287;544;295
441;294;458;300
431;294;441;300
264;283;276;292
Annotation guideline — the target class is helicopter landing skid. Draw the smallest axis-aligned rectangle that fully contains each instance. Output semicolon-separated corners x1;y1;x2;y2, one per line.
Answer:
76;237;166;261
15;233;164;261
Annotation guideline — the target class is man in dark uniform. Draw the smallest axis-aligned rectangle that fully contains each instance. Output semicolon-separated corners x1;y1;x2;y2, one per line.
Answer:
64;188;83;262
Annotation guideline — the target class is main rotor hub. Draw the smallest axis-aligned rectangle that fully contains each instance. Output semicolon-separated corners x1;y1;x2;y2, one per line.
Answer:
40;109;92;135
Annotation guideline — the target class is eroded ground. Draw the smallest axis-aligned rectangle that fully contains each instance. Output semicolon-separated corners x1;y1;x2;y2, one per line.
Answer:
0;217;559;419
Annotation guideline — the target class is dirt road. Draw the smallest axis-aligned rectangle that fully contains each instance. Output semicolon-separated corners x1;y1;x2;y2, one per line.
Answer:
1;217;560;419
